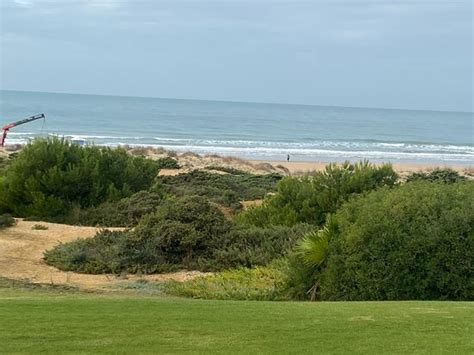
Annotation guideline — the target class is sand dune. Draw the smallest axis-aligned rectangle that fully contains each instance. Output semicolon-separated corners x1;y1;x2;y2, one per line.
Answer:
0;220;209;290
134;146;473;178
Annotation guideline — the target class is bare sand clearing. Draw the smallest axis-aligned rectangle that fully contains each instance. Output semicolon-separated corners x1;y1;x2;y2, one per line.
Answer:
0;220;209;290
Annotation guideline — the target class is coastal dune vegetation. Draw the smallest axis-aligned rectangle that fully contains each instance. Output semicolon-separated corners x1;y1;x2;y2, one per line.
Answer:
0;138;472;301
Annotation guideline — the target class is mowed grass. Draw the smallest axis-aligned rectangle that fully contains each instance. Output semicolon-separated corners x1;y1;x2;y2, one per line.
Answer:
0;284;472;354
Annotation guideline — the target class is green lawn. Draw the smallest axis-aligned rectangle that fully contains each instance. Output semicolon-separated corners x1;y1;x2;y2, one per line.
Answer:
0;284;472;354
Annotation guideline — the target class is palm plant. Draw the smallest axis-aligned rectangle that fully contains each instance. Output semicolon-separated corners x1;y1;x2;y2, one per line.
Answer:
297;226;330;267
296;219;336;300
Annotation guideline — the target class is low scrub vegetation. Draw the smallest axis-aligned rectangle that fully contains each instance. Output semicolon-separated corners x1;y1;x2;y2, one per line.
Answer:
155;157;180;169
406;168;466;183
158;170;281;212
0;156;10;174
66;169;280;226
44;196;311;273
238;161;397;227
64;190;163;227
5;139;472;302
0;214;15;229
0;138;161;219
204;166;248;174
44;230;128;274
164;261;286;300
31;224;48;230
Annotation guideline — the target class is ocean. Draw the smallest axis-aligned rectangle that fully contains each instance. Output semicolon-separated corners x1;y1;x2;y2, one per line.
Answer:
1;90;472;165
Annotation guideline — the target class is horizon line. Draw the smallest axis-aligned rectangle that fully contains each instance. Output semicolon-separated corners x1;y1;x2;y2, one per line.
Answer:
1;88;471;114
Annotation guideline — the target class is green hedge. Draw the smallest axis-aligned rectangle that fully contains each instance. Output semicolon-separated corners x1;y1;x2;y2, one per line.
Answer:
313;182;474;301
0;138;161;218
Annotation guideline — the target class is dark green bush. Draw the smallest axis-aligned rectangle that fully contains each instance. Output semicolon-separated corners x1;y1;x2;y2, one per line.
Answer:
126;196;232;272
65;190;163;227
43;230;128;274
156;157;180;169
0;156;9;174
299;181;474;301
213;224;313;270
158;170;281;212
238;161;397;227
0;138;161;218
282;250;319;300
0;214;15;229
406;168;466;184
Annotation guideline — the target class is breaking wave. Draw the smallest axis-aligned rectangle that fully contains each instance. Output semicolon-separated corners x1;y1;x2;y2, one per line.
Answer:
5;132;473;164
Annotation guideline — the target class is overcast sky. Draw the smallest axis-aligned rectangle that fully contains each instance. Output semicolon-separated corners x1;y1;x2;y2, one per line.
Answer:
0;0;472;112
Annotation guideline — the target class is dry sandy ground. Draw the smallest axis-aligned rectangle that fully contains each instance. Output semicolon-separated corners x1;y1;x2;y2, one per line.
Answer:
0;220;208;290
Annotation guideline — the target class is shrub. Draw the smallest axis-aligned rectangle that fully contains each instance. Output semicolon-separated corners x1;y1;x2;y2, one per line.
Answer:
65;190;163;227
282;251;319;300
238;161;397;227
213;224;314;270
32;224;48;230
126;198;311;272
43;230;128;274
283;218;338;300
44;196;311;274
156;157;180;169
45;196;235;274
0;214;15;229
299;181;474;301
126;196;233;272
0;156;10;174
406;168;466;184
0;138;161;218
205;166;248;175
158;170;281;212
164;261;287;301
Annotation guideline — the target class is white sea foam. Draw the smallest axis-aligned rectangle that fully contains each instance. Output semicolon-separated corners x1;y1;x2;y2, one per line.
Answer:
5;132;473;164
3;89;472;164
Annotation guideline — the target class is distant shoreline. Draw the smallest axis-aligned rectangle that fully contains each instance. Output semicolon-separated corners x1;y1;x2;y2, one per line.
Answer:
248;159;472;174
3;90;472;166
2;145;472;177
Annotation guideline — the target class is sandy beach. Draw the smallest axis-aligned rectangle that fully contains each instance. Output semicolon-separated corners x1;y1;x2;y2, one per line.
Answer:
249;159;473;175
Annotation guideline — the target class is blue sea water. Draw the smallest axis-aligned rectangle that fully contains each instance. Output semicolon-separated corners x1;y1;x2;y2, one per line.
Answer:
0;90;472;165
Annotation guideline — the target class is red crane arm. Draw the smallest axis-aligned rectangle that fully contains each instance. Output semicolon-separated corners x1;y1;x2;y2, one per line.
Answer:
1;113;45;147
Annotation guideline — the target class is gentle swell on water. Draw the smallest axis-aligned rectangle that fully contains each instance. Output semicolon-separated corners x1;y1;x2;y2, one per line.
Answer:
1;90;472;165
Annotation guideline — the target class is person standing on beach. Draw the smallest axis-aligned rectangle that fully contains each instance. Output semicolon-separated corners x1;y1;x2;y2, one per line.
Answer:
287;154;290;161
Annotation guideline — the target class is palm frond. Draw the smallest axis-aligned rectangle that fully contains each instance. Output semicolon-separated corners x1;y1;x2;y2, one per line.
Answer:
297;227;330;267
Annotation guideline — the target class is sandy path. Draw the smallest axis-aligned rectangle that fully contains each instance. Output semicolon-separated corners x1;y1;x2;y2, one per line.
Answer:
0;220;208;290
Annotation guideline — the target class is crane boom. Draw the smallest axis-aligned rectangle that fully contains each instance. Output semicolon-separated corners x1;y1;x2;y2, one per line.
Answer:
1;113;45;147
